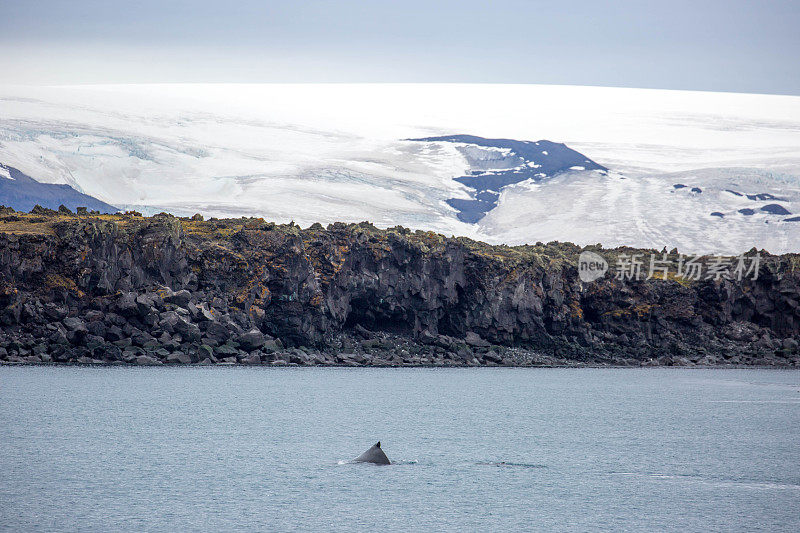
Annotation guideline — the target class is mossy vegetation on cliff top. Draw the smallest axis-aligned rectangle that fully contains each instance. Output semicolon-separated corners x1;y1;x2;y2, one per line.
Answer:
0;205;798;366
1;206;791;280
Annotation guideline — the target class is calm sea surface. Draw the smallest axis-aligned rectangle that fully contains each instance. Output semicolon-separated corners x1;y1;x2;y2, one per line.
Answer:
1;366;799;532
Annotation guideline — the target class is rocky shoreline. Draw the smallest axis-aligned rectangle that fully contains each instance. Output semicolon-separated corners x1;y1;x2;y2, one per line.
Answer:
1;207;799;367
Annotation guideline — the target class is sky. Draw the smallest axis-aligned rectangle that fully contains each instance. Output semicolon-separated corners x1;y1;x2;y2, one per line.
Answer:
0;0;799;94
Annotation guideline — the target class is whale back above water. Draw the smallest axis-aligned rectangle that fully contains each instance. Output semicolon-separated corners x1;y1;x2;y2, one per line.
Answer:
353;442;391;465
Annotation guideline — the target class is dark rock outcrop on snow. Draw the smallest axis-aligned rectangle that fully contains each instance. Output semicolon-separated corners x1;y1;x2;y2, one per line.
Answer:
0;210;798;366
409;135;606;223
0;163;118;214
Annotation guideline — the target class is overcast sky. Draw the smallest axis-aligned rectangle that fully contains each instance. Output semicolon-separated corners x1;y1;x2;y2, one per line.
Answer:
1;0;798;94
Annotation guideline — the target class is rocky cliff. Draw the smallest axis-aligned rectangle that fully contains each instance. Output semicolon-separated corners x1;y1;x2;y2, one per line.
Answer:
1;208;798;366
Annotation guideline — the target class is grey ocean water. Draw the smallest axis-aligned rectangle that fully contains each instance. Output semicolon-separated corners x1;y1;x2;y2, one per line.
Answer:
1;367;799;532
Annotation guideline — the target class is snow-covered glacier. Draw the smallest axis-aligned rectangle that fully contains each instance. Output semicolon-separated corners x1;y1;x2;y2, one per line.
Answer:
0;83;799;253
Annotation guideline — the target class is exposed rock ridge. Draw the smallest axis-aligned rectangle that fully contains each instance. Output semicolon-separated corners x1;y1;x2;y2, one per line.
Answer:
0;210;798;366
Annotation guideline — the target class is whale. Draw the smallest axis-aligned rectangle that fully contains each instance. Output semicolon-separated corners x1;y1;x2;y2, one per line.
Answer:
353;441;391;465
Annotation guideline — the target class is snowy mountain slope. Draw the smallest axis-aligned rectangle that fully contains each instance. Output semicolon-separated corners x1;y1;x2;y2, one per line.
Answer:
479;167;799;254
409;135;606;222
0;84;798;253
0;163;118;213
0;85;474;235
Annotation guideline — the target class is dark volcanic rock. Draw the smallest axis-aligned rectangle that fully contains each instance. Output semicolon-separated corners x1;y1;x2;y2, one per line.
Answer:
465;331;490;348
237;329;268;351
761;204;791;215
164;289;192;308
166;351;192;364
0;212;798;366
63;317;87;332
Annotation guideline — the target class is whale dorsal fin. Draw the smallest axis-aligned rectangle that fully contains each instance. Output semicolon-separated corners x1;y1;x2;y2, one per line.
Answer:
353;441;390;465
